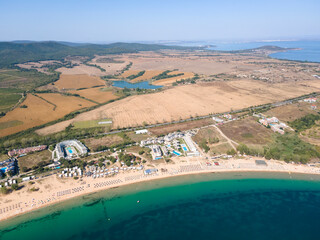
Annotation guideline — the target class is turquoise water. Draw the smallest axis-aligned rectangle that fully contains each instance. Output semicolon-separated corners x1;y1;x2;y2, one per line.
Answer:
112;81;162;89
1;173;320;240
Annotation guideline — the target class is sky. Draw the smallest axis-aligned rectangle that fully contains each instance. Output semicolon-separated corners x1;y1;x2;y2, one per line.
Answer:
0;0;319;43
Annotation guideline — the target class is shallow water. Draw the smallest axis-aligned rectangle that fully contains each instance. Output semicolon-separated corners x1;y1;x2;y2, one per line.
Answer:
112;81;162;89
1;172;320;240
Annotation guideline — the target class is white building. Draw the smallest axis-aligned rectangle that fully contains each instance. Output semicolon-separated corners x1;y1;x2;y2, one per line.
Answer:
53;140;88;160
135;129;148;134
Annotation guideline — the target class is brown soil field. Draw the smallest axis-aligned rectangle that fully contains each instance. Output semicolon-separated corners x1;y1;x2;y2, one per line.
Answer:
149;118;214;136
265;102;317;122
54;74;105;90
69;88;119;103
0;94;94;137
153;71;195;86
83;135;124;151
36;79;320;136
219;117;274;145
18;150;52;171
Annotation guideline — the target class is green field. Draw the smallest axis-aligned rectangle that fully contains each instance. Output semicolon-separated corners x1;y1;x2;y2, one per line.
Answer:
0;120;23;130
0;69;59;90
0;88;24;112
73;119;112;129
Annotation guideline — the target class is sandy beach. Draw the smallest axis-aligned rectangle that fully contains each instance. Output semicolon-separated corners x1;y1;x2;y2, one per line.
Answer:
1;157;320;223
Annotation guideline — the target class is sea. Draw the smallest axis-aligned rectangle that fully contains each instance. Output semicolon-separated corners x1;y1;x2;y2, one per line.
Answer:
1;172;320;240
169;40;320;63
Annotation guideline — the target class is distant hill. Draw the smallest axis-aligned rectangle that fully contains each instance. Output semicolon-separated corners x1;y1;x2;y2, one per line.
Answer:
0;41;198;68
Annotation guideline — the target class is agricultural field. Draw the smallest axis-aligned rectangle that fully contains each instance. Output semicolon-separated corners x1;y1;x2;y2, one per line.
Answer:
73;119;112;129
69;87;119;103
83;134;124;151
0;88;24;113
89;56;130;75
131;70;163;82
53;74;105;90
18;150;52;172
37;78;320;135
0;93;95;137
219;117;274;146
152;71;195;86
264;102;317;122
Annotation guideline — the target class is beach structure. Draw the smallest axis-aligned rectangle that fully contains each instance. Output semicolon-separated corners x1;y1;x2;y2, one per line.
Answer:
144;168;158;175
53;140;87;160
8;145;47;157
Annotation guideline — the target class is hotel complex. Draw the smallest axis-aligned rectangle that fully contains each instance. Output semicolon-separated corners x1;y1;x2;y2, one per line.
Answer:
53;140;88;160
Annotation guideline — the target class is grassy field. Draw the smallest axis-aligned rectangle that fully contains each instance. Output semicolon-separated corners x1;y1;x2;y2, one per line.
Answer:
192;127;226;144
73;119;112;129
0;88;24;112
0;69;59;90
0;93;95;137
69;88;118;103
149;118;214;136
219;117;274;146
210;143;234;155
83;134;124;151
18;150;52;171
265;102;316;122
54;74;105;90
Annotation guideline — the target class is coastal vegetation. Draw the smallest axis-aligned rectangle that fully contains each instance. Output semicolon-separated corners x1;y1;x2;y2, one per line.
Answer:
290;113;320;132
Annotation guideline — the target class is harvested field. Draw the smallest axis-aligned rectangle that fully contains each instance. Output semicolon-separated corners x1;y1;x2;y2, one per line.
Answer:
57;64;104;76
54;74;105;90
219;117;274;145
69;88;119;103
152;71;195;86
126;131;150;142
121;70;141;78
132;70;163;82
36;79;320;136
0;93;94;137
149;118;214;136
83;135;124;151
265;102;317;122
18;150;52;171
90;56;130;75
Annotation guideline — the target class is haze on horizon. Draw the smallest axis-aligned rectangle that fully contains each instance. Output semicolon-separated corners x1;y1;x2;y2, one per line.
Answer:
0;0;319;43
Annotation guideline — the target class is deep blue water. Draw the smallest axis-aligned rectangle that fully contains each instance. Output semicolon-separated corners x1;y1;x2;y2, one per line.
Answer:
1;174;320;240
112;81;162;89
169;40;320;63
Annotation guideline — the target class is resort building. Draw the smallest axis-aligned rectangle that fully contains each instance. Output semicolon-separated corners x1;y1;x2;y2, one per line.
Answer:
183;135;200;157
212;116;224;123
8;145;47;157
0;158;17;175
150;145;162;160
53;140;88;160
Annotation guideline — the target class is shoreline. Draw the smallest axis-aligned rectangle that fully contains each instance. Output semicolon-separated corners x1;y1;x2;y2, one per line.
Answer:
1;157;320;225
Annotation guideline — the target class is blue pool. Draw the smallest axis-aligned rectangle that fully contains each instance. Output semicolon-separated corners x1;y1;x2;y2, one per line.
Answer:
113;81;163;89
172;150;181;156
182;146;188;151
